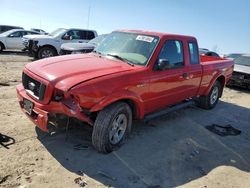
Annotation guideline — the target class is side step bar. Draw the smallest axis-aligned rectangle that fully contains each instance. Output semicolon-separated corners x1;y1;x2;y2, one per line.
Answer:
144;100;195;122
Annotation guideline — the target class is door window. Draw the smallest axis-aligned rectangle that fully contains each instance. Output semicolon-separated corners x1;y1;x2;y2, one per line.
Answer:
77;30;95;40
158;40;184;69
85;31;95;40
62;30;81;40
8;31;22;38
188;42;200;64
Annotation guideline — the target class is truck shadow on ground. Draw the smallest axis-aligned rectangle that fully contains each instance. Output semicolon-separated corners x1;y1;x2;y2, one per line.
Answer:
36;101;250;187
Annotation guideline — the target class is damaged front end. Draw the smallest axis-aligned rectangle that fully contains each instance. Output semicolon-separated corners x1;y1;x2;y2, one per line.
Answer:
16;77;93;133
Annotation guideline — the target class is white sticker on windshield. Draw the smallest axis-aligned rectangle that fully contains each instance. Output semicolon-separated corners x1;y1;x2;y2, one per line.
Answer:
136;35;154;43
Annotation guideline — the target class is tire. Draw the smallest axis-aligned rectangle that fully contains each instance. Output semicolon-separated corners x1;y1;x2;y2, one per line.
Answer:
198;81;222;109
92;102;132;153
38;46;57;59
0;42;4;52
32;51;39;60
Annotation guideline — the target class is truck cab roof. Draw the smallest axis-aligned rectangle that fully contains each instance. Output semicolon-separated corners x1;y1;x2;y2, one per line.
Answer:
117;29;197;40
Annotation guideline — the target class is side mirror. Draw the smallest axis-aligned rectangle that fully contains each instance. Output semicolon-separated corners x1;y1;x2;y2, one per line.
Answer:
155;59;171;71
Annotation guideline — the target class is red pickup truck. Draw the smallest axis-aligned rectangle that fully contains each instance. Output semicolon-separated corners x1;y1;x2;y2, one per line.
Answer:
16;30;234;153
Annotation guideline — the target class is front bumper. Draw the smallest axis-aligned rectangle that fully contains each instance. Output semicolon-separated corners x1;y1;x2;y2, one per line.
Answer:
27;40;39;57
228;73;250;87
16;84;93;132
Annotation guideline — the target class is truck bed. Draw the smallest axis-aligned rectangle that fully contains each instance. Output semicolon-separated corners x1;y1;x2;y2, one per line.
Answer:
200;55;232;65
198;55;234;95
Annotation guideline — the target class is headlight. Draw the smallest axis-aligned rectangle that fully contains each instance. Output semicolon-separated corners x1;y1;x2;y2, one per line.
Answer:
71;51;82;54
53;89;64;101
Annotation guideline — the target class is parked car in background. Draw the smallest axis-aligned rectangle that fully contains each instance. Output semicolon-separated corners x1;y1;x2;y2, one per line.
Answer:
16;30;234;153
31;28;48;35
199;48;209;54
199;48;220;57
0;29;40;52
24;28;98;59
224;53;244;59
0;25;23;34
60;34;107;55
227;54;250;88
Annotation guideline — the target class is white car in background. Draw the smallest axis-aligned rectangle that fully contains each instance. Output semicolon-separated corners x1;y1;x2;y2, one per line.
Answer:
23;28;98;59
31;28;48;35
0;29;40;52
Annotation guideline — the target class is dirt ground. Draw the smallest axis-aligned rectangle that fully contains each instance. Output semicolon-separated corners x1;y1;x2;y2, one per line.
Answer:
0;51;250;188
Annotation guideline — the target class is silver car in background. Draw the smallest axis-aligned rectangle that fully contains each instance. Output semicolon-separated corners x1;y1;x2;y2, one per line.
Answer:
0;29;40;52
227;54;250;88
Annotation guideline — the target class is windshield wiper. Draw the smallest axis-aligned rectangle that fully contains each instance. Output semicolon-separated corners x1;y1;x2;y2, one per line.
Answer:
106;54;134;66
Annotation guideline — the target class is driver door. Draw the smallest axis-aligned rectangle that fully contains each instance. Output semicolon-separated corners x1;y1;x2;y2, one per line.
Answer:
6;31;24;49
145;39;191;113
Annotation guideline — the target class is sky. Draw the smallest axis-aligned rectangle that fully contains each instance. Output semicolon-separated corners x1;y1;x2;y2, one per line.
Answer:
1;0;249;54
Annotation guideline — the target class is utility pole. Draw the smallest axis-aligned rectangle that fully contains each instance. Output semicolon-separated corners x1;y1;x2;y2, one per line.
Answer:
87;5;91;29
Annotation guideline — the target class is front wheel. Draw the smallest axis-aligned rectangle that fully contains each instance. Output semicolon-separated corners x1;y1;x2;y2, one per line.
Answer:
198;81;222;109
38;46;57;59
92;102;132;153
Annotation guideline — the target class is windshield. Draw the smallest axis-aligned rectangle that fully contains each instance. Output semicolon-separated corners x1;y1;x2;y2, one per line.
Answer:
234;56;250;67
49;28;67;37
94;32;159;66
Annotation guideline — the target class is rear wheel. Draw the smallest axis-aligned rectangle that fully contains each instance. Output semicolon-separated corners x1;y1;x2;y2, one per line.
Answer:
198;81;222;109
38;46;57;59
0;42;4;52
92;102;132;153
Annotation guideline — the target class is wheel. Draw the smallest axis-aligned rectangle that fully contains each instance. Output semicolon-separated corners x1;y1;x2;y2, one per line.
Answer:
92;102;132;153
0;42;4;52
198;81;222;109
38;46;57;59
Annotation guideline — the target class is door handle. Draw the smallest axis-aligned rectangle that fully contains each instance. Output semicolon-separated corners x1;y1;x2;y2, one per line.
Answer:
78;41;83;43
182;73;189;79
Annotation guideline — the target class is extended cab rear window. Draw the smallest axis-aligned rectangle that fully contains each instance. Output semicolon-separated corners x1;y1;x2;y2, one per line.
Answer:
188;42;199;64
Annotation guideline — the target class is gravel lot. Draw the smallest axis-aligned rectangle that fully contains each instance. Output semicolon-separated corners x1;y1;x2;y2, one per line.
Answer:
0;51;250;188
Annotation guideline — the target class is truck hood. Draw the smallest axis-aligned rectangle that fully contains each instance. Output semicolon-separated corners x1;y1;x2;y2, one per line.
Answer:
61;42;95;51
25;53;135;91
234;64;250;74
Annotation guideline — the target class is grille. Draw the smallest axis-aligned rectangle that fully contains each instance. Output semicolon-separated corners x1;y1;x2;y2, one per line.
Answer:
22;73;46;101
28;40;33;50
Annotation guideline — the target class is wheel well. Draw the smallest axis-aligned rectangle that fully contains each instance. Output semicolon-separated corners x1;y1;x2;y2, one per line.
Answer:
0;42;5;49
216;76;225;97
39;45;58;55
97;99;139;119
121;99;138;119
217;76;225;86
89;99;139;122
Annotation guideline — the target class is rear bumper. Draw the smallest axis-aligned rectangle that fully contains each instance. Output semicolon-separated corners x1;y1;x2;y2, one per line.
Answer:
16;84;93;132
